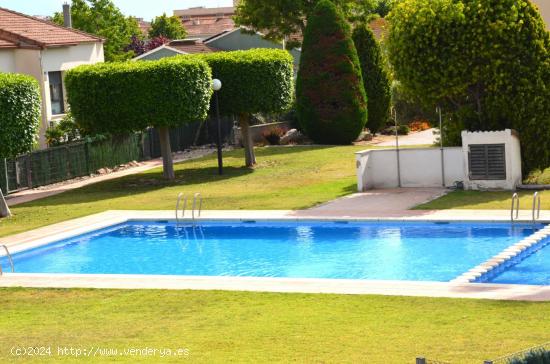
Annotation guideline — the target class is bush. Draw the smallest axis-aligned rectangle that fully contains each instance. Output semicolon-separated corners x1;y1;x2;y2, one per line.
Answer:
45;113;81;147
263;126;288;145
194;49;294;166
353;24;391;135
66;57;212;134
296;0;367;145
66;56;212;178
0;73;41;158
388;0;550;172
507;349;550;364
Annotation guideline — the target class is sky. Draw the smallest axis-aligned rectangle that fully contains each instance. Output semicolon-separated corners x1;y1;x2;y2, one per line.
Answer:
0;0;234;20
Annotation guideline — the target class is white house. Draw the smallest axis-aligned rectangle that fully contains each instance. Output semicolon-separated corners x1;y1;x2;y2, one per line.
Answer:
0;7;104;147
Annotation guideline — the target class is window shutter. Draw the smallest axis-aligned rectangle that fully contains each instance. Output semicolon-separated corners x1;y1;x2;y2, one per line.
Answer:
468;144;506;180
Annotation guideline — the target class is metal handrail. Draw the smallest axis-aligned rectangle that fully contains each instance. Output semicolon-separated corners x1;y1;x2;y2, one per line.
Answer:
175;193;188;225
511;193;520;223
192;193;202;222
0;244;14;275
532;191;541;224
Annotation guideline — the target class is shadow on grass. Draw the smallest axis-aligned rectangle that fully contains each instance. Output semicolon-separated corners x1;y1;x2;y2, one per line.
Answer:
21;166;254;208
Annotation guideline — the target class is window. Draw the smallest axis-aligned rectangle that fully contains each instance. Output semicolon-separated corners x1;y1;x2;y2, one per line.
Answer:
468;144;506;180
48;71;65;115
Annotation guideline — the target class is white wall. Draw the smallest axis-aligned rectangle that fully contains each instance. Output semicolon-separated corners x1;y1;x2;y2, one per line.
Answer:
532;0;550;30
41;42;104;72
355;147;464;191
0;50;16;72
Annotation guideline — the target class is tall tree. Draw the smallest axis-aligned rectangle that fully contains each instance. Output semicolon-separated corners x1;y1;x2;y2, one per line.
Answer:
53;0;141;62
0;74;41;217
234;0;380;49
149;13;187;40
388;0;550;172
296;0;367;144
353;24;391;134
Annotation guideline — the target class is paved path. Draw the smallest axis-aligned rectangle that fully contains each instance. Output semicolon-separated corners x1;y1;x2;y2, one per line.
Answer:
375;128;437;147
299;188;448;218
6;148;217;206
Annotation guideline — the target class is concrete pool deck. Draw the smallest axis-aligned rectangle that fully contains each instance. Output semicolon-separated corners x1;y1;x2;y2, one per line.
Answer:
1;209;550;301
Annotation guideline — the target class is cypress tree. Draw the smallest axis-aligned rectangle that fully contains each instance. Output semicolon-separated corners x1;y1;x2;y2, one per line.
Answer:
296;0;367;144
353;24;391;134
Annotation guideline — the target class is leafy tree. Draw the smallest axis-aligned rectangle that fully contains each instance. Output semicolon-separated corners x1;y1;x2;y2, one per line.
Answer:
65;58;212;179
296;0;367;144
388;0;550;172
145;36;170;52
235;0;381;49
53;0;141;62
197;49;294;167
149;13;187;40
353;24;391;134
125;35;146;56
374;0;394;17
0;73;41;217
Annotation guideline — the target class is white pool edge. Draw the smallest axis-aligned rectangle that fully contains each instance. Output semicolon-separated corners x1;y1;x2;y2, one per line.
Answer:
1;209;549;301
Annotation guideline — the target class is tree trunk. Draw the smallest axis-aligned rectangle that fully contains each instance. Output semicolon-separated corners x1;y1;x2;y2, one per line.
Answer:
158;127;175;180
239;113;256;167
0;189;11;218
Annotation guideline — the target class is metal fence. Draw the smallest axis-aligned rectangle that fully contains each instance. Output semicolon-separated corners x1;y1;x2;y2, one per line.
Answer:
0;117;234;195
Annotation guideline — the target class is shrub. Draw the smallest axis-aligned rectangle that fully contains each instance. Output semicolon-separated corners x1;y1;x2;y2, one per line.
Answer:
397;125;410;135
195;49;294;166
296;0;367;145
263;126;288;145
45;113;81;147
409;120;431;132
65;57;212;179
0;73;41;158
388;0;550;172
507;349;550;364
352;24;391;134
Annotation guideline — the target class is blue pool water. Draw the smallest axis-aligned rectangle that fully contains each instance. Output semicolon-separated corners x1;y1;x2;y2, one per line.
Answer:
488;241;550;285
1;221;542;282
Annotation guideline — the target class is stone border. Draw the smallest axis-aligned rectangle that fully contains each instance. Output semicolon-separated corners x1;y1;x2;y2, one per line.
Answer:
453;226;550;283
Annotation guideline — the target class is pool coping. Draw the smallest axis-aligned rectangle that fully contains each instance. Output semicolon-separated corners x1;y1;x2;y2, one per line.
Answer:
1;209;550;301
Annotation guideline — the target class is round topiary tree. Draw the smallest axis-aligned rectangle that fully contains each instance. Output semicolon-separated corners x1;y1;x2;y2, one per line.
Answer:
296;0;367;144
65;57;212;179
352;24;391;134
0;73;41;217
388;0;550;172
197;49;294;167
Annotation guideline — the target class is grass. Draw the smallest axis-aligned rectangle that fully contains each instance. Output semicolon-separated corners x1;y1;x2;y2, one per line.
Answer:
0;146;365;238
1;288;549;363
416;190;550;210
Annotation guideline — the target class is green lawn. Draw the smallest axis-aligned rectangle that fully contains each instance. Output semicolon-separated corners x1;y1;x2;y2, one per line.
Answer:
1;146;364;238
0;288;548;363
417;190;550;210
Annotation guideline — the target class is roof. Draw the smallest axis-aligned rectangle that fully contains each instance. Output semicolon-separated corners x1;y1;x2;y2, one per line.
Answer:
132;38;218;61
182;17;236;38
0;7;103;49
174;7;235;17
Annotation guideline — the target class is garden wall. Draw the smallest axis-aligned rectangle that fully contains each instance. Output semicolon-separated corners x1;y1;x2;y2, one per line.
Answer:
355;147;465;190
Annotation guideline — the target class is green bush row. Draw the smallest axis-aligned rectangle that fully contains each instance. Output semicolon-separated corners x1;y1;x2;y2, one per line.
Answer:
0;73;41;158
65;57;213;134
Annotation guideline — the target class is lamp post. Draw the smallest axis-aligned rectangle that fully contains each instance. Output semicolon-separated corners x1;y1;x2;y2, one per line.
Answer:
212;79;223;175
391;107;402;188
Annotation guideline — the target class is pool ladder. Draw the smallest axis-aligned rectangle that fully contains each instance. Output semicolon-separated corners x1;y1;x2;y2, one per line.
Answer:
511;192;541;225
176;193;202;226
0;244;14;275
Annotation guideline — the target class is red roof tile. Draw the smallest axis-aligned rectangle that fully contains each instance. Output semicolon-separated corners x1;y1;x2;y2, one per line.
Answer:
174;7;235;17
0;7;103;48
0;38;17;48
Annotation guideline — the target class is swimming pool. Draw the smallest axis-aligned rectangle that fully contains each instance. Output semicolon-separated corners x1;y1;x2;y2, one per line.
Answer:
1;220;543;283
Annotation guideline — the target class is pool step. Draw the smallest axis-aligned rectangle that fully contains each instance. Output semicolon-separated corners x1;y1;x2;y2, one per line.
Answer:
451;225;550;284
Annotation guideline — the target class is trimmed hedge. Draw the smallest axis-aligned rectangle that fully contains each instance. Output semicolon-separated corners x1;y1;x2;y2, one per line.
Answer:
65;57;213;134
296;0;367;145
353;24;391;134
194;49;294;116
0;73;41;158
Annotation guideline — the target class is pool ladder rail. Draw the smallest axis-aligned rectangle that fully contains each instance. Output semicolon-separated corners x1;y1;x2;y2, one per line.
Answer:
511;192;541;225
176;193;202;226
0;244;14;275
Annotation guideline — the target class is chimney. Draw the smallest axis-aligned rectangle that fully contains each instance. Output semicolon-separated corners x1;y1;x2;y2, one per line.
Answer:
63;3;72;28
